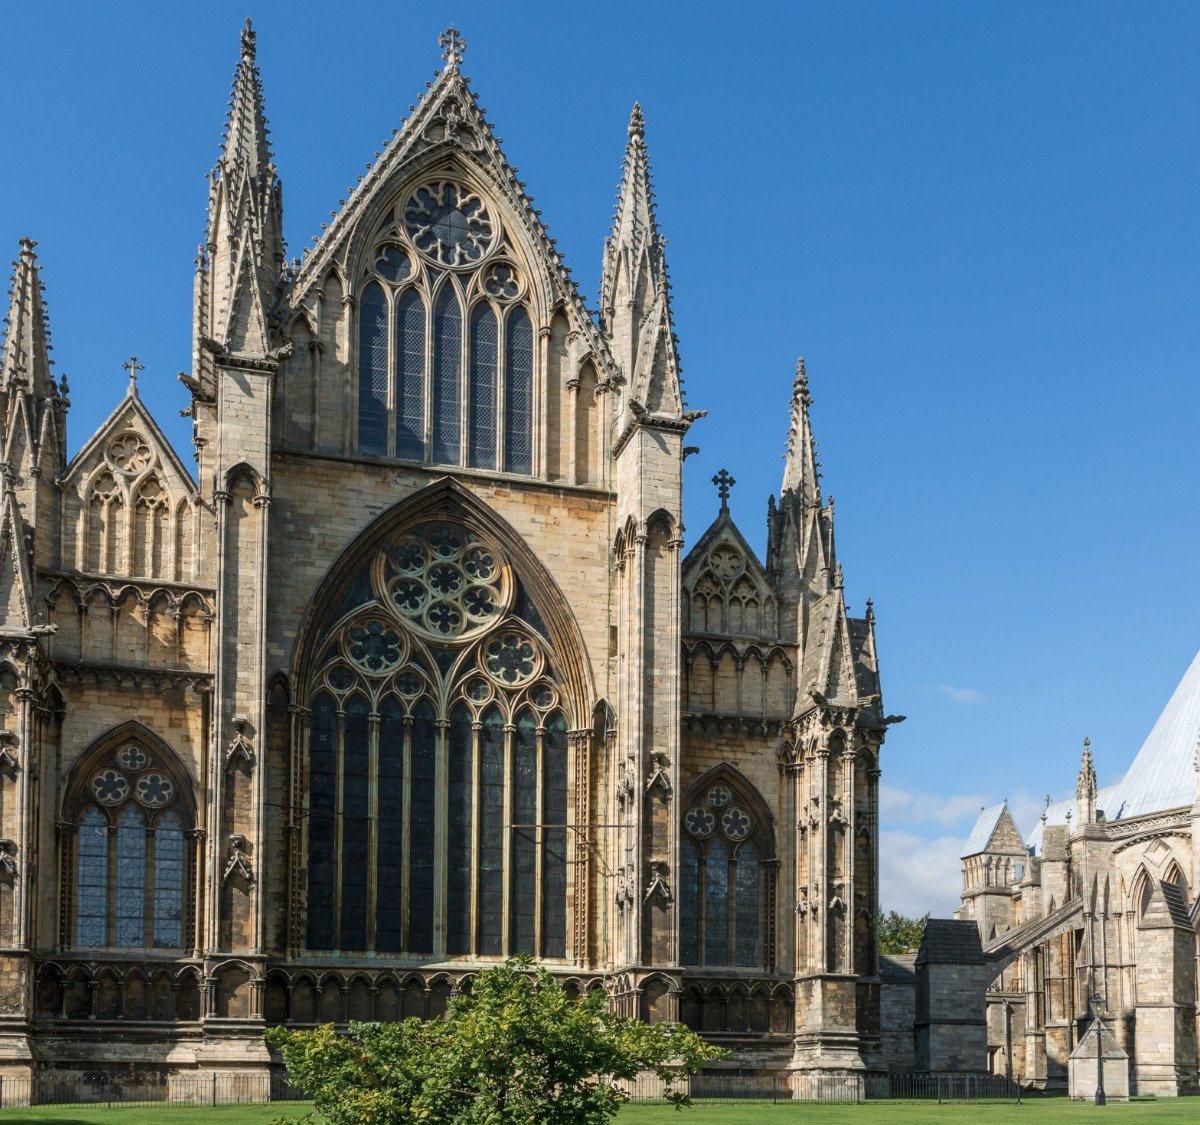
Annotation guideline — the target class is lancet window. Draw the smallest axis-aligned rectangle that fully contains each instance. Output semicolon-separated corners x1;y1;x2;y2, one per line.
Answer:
66;739;194;952
356;182;535;475
305;518;570;959
679;779;772;968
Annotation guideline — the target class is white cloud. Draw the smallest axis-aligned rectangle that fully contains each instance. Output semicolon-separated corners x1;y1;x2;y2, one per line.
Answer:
880;784;990;829
937;684;984;704
879;829;965;918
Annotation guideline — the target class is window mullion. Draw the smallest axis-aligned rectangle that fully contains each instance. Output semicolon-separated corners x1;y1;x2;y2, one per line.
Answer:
470;720;482;957
423;285;435;464
145;823;157;953
501;721;515;956
387;292;397;458
106;822;117;948
728;851;737;968
697;854;706;967
367;711;380;952
496;311;508;470
534;724;545;957
459;296;470;467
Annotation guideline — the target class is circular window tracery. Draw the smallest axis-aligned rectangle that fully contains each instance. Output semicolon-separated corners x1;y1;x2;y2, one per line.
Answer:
381;524;509;643
403;183;494;268
92;769;129;805
685;784;756;847
135;772;174;808
373;243;413;283
483;632;540;686
346;618;405;675
106;433;153;475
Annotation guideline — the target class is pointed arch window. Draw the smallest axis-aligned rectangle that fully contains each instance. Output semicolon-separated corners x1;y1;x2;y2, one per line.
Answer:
304;519;573;960
66;737;194;952
680;780;772;968
353;189;537;475
358;282;389;456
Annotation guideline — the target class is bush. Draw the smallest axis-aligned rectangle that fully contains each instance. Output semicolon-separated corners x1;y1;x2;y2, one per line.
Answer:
266;957;725;1123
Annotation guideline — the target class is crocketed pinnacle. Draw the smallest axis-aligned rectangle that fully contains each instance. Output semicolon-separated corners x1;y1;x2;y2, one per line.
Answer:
1077;737;1097;801
221;19;273;180
600;103;682;417
0;238;55;399
781;357;820;505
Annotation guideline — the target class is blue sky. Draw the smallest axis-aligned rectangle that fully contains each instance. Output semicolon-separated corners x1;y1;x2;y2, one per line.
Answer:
3;1;1198;915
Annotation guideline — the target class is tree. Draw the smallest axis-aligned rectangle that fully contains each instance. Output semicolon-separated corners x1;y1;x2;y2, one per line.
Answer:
266;958;725;1124
878;909;929;954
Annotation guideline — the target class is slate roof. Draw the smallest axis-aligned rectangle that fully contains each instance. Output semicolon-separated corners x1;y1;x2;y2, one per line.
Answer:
916;919;984;965
961;802;1007;859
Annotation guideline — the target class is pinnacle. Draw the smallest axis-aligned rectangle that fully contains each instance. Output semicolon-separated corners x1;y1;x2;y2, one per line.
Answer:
628;101;645;140
240;17;255;61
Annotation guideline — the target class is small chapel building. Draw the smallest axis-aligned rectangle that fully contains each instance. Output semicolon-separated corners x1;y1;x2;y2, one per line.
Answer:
0;24;892;1087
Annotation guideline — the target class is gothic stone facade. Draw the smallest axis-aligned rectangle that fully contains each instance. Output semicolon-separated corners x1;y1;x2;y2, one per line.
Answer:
952;654;1200;1096
0;24;891;1085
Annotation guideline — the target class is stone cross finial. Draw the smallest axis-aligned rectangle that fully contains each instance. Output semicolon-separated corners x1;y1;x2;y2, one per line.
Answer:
712;468;735;511
439;27;466;67
123;356;144;388
240;18;256;61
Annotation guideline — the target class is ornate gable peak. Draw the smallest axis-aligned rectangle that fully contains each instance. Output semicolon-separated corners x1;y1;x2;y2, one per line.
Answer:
682;505;769;594
64;377;196;494
283;36;616;380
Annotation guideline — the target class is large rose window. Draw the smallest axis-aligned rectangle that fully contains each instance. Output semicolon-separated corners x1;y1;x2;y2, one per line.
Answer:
382;523;509;642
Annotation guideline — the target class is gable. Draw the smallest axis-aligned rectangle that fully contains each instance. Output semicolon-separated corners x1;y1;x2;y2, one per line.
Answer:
683;512;776;639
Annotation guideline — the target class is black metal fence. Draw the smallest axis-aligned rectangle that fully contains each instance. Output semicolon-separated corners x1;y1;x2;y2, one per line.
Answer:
0;1068;1021;1109
622;1070;1022;1104
0;1071;309;1109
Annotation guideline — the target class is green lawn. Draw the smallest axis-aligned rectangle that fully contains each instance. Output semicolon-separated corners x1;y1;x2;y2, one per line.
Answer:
1;1099;1198;1124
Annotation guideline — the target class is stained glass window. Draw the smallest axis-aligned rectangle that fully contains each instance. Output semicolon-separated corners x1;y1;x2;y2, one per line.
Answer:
408;702;437;954
735;843;761;967
680;783;769;968
75;807;108;948
503;308;533;474
478;708;505;956
447;704;473;955
541;715;568;959
511;711;538;955
704;837;730;966
340;696;371;951
376;696;405;953
395;290;425;461
358;282;389;456
432;287;462;465
305;519;571;959
468;304;498;470
72;741;191;953
307;693;336;950
152;810;186;950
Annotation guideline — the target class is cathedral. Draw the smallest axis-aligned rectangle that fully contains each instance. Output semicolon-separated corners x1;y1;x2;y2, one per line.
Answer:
952;651;1200;1095
0;24;892;1089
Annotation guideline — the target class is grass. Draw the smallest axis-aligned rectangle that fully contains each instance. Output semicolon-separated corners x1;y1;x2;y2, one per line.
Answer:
0;1097;1196;1124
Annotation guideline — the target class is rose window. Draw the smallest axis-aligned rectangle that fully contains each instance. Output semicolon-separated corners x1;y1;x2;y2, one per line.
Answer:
722;807;752;841
382;524;507;642
135;772;174;807
346;619;404;675
92;770;129;805
484;633;538;685
685;806;716;838
106;433;153;474
403;183;493;267
117;745;149;772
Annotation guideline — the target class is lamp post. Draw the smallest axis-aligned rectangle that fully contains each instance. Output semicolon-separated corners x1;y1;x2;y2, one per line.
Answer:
1090;993;1107;1106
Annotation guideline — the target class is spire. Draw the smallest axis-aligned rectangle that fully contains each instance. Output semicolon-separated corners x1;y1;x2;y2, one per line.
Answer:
0;239;55;399
1077;736;1098;825
782;357;820;505
600;103;683;417
196;18;284;366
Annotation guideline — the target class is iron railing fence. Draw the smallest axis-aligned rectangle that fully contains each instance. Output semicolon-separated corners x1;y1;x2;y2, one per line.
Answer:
622;1070;1022;1104
0;1068;1021;1109
0;1071;309;1109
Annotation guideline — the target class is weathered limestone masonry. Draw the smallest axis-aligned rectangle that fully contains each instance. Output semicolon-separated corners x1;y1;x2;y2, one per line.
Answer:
0;22;893;1091
947;660;1200;1095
